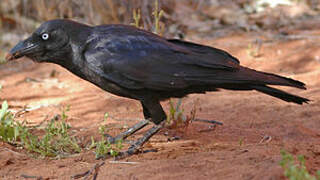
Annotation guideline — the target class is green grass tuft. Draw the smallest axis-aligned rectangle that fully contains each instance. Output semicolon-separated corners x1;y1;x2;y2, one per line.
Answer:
0;102;81;158
280;150;320;180
89;124;123;159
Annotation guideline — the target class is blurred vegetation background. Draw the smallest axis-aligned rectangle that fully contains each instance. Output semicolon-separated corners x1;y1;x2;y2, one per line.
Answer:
0;0;320;59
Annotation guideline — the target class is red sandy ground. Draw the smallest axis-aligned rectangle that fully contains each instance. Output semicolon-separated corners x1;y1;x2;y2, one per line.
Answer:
0;29;319;180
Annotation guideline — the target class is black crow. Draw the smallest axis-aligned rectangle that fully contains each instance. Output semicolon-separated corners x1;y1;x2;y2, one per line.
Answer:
6;19;309;157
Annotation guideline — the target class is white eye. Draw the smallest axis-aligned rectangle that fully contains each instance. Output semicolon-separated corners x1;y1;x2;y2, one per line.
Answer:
41;33;49;40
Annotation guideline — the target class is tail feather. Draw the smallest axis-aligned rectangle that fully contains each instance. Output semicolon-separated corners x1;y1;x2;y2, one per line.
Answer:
251;85;310;104
240;67;306;89
259;70;306;89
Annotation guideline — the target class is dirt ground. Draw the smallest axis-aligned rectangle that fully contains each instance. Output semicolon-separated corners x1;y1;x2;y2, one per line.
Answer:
0;28;320;180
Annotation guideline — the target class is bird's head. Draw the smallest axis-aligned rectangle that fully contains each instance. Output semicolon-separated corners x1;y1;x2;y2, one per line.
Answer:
6;19;90;64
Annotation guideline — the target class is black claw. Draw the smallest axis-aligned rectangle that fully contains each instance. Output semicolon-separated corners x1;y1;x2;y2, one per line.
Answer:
104;134;116;144
194;118;223;125
103;120;150;145
142;149;158;153
115;150;136;160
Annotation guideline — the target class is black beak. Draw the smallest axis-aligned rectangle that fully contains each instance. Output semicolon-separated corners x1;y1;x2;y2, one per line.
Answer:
5;39;39;61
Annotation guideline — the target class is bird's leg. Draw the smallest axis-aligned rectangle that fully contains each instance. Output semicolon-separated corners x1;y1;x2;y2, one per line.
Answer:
116;122;164;159
104;101;156;144
105;119;149;144
115;99;166;159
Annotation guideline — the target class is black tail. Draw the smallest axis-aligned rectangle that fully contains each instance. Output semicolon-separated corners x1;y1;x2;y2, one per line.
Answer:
238;67;307;90
251;85;310;104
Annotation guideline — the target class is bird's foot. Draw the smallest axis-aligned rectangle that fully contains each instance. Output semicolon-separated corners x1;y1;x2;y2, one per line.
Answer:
193;118;223;125
115;123;163;159
104;119;149;144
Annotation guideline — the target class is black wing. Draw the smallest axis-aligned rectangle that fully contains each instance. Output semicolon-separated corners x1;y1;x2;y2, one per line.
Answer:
84;25;240;91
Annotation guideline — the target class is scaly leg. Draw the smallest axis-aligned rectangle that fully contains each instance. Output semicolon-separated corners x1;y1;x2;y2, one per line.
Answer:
104;101;156;144
117;122;164;159
104;119;149;144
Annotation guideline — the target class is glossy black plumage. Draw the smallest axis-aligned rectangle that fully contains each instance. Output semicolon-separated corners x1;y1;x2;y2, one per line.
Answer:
7;19;309;125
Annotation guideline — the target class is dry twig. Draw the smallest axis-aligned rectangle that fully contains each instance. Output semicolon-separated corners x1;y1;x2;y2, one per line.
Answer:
109;160;139;165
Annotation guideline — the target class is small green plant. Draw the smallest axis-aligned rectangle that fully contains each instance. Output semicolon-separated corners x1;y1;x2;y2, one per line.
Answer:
97;138;123;158
246;39;262;58
152;0;164;35
28;118;81;157
104;112;109;121
108;139;123;157
131;0;164;35
131;9;142;29
94;137;108;158
20;106;81;158
166;98;198;130
0;102;81;158
239;138;244;147
91;124;123;159
247;43;260;58
0;52;6;64
61;105;70;120
166;99;185;127
279;150;320;180
0;101;21;143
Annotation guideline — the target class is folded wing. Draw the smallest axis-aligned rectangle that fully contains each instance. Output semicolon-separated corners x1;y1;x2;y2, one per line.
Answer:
84;25;241;91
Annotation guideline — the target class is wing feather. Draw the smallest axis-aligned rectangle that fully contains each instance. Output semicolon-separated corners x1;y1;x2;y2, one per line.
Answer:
84;25;241;91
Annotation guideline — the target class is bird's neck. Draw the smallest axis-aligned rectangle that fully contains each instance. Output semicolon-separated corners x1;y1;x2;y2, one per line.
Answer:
55;42;91;82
